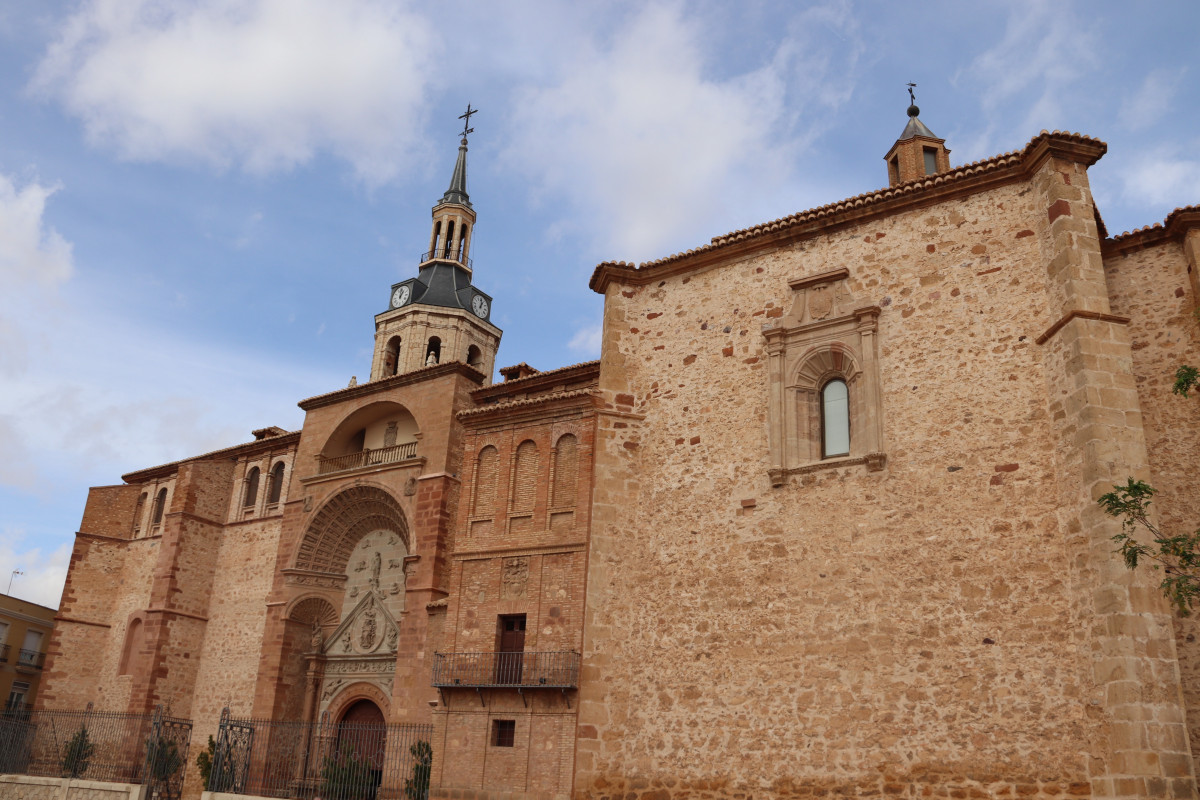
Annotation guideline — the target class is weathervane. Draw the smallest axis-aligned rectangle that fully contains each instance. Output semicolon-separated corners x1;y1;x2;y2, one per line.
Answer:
907;83;917;105
458;103;477;140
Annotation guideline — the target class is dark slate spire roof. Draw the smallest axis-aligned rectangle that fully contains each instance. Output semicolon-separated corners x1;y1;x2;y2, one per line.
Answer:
898;102;938;141
440;137;472;208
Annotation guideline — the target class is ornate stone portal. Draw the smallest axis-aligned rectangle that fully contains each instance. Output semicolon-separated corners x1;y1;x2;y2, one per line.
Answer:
313;531;409;715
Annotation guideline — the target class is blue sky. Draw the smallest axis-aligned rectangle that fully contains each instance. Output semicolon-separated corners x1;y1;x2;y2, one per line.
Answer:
1;0;1197;608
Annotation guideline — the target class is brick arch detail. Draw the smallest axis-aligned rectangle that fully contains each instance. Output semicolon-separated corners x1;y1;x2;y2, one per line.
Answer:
325;681;391;723
295;485;410;573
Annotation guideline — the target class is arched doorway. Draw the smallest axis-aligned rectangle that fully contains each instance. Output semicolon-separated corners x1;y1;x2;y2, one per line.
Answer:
330;700;386;799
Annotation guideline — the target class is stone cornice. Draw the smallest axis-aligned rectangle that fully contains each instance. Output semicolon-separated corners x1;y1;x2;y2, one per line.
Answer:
123;431;300;483
458;389;599;426
298;361;484;411
1103;206;1200;256
471;360;600;402
590;130;1108;294
1035;310;1131;346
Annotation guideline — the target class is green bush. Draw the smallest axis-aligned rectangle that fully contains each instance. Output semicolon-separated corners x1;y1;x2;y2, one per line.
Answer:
61;725;95;779
320;745;376;800
404;740;432;800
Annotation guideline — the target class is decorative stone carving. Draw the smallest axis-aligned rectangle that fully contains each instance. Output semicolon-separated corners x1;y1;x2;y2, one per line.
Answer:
404;477;418;496
501;557;529;600
764;267;885;486
310;621;325;653
383;421;398;448
369;551;382;592
387;628;398;652
359;607;377;649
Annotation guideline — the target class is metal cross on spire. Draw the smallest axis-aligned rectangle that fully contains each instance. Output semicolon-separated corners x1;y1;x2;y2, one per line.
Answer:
907;83;917;105
458;103;477;140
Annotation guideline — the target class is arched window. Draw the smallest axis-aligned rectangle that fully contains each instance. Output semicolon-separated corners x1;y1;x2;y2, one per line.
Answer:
552;434;578;507
467;345;482;368
821;379;850;458
511;440;539;515
244;467;260;508
131;492;147;537
430;221;442;256
443;221;455;258
384;336;401;377
425;337;441;366
457;224;469;261
268;462;286;505
151;488;167;526
473;446;498;516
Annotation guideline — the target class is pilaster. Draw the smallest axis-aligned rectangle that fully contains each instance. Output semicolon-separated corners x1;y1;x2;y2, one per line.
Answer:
1035;156;1197;799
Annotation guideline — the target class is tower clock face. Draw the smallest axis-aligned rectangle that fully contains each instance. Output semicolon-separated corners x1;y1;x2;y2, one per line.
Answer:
391;285;410;309
471;295;489;318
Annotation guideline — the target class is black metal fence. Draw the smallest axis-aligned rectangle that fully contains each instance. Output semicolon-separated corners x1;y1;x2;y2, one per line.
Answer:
0;704;192;799
432;650;580;688
208;708;433;800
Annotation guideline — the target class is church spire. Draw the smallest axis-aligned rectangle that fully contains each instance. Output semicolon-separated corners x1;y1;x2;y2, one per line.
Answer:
883;84;951;187
439;104;476;208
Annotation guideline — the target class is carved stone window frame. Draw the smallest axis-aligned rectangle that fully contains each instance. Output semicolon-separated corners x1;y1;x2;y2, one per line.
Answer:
763;268;886;487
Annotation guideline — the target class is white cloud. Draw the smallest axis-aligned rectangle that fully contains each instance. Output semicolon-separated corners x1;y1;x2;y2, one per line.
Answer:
1120;149;1200;210
567;323;602;357
1120;68;1186;131
0;172;73;288
31;0;439;183
502;2;860;261
0;530;71;609
956;1;1099;158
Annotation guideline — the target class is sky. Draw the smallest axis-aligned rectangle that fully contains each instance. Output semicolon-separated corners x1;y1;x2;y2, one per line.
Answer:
0;0;1197;609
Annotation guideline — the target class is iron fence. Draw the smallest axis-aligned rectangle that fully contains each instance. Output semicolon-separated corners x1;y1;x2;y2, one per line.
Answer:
15;649;44;670
431;650;580;688
0;704;191;799
208;708;433;800
418;249;472;268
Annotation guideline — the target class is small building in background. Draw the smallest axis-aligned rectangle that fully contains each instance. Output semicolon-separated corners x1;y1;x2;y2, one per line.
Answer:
0;593;55;716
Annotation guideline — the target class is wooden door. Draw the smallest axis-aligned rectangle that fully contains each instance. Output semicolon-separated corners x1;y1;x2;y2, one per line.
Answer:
495;615;526;684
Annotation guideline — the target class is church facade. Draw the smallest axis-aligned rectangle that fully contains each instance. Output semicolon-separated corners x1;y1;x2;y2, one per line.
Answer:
39;105;1200;800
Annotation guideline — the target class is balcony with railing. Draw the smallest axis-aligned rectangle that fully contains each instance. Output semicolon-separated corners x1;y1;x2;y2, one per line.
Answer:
419;249;472;269
316;441;418;476
16;649;45;670
432;651;580;690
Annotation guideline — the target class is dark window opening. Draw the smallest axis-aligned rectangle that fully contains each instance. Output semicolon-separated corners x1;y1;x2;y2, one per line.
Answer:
923;147;938;176
444;221;455;258
425;337;441;366
888;156;900;184
457;224;469;260
244;467;260;507
495;614;526;684
151;488;167;526
492;720;515;747
268;462;285;504
467;344;482;368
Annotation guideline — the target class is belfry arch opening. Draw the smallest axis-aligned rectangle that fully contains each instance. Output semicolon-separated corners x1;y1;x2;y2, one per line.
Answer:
318;402;419;475
425;337;441;366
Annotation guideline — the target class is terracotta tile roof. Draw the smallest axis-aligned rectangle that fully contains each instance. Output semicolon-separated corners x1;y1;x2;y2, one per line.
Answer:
590;130;1107;292
475;360;600;395
1105;205;1200;253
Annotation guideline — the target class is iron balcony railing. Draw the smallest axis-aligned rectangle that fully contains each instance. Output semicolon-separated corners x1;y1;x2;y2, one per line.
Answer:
0;643;8;662
317;442;418;476
418;249;472;269
431;651;580;689
16;650;44;670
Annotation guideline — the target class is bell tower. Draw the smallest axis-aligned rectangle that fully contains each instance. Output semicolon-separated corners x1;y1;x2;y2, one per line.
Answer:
883;84;951;186
372;105;501;384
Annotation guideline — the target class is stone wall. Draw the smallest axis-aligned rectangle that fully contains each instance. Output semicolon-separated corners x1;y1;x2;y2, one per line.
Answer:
1104;233;1200;781
0;775;143;800
577;152;1191;798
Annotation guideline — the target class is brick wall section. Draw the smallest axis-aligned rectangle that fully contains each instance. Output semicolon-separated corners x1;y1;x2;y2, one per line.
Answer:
1104;233;1200;782
430;370;598;800
79;485;140;539
576;168;1132;798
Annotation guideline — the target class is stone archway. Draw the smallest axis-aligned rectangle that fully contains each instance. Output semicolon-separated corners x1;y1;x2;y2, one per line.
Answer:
295;485;411;574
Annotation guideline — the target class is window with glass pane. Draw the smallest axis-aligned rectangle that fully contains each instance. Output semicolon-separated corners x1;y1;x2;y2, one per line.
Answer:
822;379;850;457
